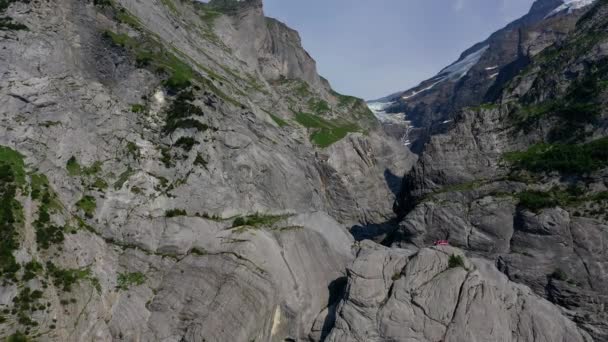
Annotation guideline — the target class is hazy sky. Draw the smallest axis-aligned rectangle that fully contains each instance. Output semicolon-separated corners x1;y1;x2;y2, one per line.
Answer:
264;0;536;100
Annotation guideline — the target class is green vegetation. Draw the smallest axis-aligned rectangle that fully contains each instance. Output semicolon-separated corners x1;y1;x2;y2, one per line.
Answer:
82;161;103;176
104;21;238;104
66;157;101;177
159;0;178;15
0;16;27;31
308;98;330;115
516;186;608;212
22;260;43;281
76;195;96;218
113;167;134;190
93;0;112;6
232;213;285;228
0;0;22;12
90;177;108;191
517;191;558;212
104;29;193;92
12;287;44;327
448;254;466;269
160;147;173;168
66;156;81;176
116;272;146;290
293;80;311;97
46;262;100;293
550;268;568;281
0;147;24;282
0;0;27;31
174;136;199;151
5;332;29;342
194;153;208;168
30;174;48;200
195;212;221;220
0;146;26;186
196;6;222;23
126;141;140;160
130;104;146;113
163;90;209;133
130;186;143;195
295;112;361;148
332;91;359;108
268;113;288;128
504;137;608;174
203;0;245;15
165;209;187;217
513;54;608;139
34;189;64;250
116;8;142;29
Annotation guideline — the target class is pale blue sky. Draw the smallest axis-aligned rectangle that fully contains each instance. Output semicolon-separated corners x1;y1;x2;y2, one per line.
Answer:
264;0;536;99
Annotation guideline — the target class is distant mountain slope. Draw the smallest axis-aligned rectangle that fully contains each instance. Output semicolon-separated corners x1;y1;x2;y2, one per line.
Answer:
369;0;597;153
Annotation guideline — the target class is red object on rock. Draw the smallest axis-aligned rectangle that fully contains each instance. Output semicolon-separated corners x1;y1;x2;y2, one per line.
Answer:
434;240;449;246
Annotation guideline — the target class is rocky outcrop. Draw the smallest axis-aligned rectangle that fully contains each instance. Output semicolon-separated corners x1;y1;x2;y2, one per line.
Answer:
326;242;592;342
0;0;411;340
391;1;608;339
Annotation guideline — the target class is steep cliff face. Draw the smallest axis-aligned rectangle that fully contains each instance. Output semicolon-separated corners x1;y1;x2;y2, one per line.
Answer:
1;0;604;341
0;0;413;340
390;1;608;339
370;0;596;152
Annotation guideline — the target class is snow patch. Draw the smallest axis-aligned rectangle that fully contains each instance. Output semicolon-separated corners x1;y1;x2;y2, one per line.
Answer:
154;90;166;105
489;73;499;79
438;45;489;81
402;78;446;100
546;0;596;18
367;100;408;124
485;66;499;71
271;307;281;336
367;101;392;113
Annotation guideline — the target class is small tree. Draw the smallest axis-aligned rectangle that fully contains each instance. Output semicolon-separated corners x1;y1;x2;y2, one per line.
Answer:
448;254;466;269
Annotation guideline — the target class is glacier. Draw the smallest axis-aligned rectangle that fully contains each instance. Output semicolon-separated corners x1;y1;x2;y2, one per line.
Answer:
546;0;596;18
437;45;489;81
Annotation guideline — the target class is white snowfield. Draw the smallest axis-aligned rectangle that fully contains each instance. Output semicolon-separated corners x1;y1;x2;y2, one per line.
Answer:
366;101;407;124
546;0;596;18
438;45;489;81
401;78;446;100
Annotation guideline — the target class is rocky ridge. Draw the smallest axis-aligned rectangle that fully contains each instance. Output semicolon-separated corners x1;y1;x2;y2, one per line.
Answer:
371;0;597;153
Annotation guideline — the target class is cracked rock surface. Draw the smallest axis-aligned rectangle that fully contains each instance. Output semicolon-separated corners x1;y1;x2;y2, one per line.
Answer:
327;242;592;342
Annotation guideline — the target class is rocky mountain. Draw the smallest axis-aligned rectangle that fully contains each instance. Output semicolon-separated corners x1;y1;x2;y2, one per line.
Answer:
0;0;606;341
388;0;608;340
369;0;597;152
0;0;413;340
